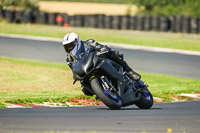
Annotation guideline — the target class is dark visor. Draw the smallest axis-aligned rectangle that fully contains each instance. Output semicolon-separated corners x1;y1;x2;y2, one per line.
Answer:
63;42;75;53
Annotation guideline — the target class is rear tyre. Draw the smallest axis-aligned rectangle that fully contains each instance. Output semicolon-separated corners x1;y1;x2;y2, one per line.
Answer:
135;87;153;109
90;77;121;110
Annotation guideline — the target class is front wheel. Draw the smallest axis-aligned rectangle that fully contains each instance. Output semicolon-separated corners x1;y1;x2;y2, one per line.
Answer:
135;87;153;109
90;77;121;110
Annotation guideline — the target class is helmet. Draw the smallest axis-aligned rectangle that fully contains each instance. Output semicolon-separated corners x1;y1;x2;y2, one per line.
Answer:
62;32;81;53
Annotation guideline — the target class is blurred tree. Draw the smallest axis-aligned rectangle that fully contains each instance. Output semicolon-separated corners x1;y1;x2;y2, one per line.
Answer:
133;0;200;17
0;0;39;10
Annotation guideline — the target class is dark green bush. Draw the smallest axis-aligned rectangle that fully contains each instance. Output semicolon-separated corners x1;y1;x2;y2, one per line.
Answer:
133;0;200;17
0;0;39;10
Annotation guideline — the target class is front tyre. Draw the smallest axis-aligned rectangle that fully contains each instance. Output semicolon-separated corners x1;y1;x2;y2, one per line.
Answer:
90;77;121;110
135;87;153;109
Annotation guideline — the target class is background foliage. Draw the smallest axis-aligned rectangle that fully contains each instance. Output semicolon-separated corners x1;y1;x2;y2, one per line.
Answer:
0;0;39;10
133;0;200;17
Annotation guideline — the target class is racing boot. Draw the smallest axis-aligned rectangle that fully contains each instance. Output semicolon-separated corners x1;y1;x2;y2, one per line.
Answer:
121;61;141;81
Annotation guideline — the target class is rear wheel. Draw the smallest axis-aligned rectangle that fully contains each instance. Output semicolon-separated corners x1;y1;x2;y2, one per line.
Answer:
90;77;121;110
135;87;153;109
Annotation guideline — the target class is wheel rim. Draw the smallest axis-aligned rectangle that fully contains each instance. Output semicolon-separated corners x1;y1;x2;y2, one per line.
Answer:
142;90;152;101
102;84;120;104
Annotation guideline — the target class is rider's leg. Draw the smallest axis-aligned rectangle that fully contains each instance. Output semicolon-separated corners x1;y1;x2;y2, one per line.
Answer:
108;51;141;81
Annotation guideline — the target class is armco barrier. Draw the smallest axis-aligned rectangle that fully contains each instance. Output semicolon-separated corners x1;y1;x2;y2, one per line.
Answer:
1;9;200;34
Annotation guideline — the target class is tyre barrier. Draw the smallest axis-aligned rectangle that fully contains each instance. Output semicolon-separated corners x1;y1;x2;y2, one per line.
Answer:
190;18;199;34
152;16;160;31
48;13;58;25
89;15;98;28
74;15;84;27
175;15;184;33
136;16;144;31
112;15;121;29
182;16;191;33
169;16;176;32
129;16;137;30
104;15;113;29
144;16;152;31
62;13;70;26
5;10;15;23
83;15;90;27
1;9;200;34
121;15;130;30
15;10;24;23
23;10;35;23
198;18;200;33
159;16;170;32
97;14;105;29
36;11;48;24
0;9;5;21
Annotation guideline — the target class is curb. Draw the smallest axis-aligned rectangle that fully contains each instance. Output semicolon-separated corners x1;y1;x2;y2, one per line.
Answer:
4;97;164;108
4;98;105;108
153;97;163;103
1;33;200;56
179;93;200;100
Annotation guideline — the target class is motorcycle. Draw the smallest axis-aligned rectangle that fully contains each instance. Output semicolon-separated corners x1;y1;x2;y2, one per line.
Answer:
70;42;153;109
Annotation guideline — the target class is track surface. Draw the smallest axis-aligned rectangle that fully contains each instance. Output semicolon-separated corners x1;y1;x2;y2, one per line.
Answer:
0;36;200;79
0;36;200;132
0;101;200;132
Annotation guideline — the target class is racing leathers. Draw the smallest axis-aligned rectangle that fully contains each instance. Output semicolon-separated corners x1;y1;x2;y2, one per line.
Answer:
66;39;141;96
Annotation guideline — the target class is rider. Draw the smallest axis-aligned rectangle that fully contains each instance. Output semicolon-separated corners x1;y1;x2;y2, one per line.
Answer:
62;32;141;95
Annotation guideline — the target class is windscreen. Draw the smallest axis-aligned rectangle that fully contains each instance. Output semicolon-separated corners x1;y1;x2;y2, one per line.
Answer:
71;41;85;61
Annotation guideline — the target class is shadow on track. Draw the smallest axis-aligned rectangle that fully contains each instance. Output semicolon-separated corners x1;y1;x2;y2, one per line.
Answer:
97;107;162;110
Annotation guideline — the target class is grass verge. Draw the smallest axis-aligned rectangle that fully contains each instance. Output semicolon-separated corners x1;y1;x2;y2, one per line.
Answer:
0;22;200;51
0;56;200;108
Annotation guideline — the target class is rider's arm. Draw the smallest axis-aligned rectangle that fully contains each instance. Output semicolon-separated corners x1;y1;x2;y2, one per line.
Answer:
66;54;73;68
85;39;111;51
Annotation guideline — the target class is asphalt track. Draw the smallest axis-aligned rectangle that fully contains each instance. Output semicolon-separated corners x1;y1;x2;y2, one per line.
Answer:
0;101;200;132
0;36;200;132
0;36;200;79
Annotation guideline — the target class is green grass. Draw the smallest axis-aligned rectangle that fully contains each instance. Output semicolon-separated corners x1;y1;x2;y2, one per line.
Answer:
1;22;200;51
0;56;200;108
